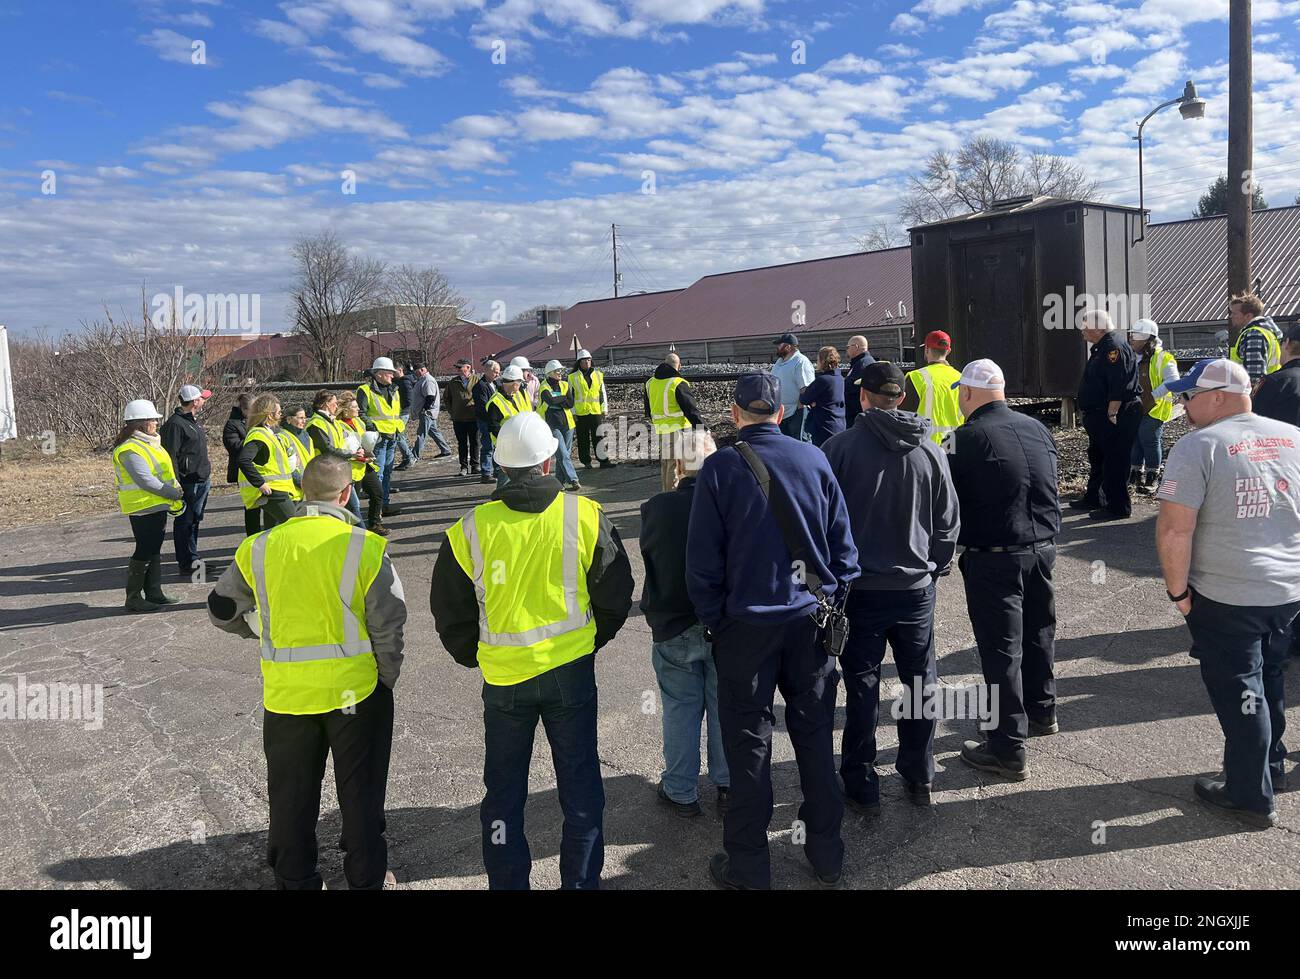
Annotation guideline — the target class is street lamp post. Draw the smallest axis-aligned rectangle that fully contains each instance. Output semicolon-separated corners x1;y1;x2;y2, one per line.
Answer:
1134;80;1206;242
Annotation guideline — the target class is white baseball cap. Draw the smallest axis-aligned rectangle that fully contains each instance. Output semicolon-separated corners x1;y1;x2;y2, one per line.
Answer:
178;384;211;402
1166;358;1251;396
951;358;1005;390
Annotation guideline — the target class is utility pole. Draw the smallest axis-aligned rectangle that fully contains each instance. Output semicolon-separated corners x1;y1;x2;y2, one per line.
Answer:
611;223;620;298
1227;0;1252;316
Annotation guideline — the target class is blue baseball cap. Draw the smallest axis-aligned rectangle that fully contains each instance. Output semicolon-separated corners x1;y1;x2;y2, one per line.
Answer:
774;332;799;346
733;372;782;413
1165;358;1250;395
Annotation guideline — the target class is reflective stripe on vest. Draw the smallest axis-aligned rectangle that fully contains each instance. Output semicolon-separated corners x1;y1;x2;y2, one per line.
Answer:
307;413;346;451
359;385;403;433
1230;323;1282;375
238;427;303;509
909;363;964;446
112;437;183;516
537;380;576;429
487;390;531;442
646;376;691;432
277;429;308;474
571;370;605;416
1147;349;1177;423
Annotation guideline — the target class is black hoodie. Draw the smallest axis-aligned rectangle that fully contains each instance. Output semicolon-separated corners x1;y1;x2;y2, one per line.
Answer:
429;474;635;672
642;363;702;427
822;408;960;590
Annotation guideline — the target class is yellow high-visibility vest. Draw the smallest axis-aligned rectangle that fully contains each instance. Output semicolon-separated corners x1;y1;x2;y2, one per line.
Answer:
645;376;692;433
446;492;602;686
1146;348;1178;423
906;362;964;446
238;427;304;510
571;370;606;416
339;417;378;481
278;429;314;476
235;511;387;714
537;380;576;429
1230;323;1281;376
487;389;531;443
358;384;403;434
112;436;184;516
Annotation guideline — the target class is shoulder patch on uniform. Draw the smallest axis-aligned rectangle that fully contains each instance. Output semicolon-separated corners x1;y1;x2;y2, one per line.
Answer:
1107;349;1119;363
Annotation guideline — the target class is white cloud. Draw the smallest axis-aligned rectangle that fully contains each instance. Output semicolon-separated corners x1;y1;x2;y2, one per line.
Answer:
137;28;209;66
891;12;925;34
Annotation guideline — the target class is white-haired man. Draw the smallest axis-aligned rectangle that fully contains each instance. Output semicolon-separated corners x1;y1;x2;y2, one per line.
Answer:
1073;309;1142;520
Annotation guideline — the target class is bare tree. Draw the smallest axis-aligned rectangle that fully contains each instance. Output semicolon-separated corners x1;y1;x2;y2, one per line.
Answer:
291;230;386;380
385;263;469;369
855;221;908;251
900;137;1101;226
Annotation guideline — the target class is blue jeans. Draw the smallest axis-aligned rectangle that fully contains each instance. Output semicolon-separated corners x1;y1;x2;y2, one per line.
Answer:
373;437;396;507
481;655;604;889
552;426;578;486
416;411;450;459
1130;413;1164;470
840;585;937;802
343;482;363;521
173;479;210;571
779;406;809;441
395;415;416;464
652;623;729;803
1186;593;1299;813
477;418;495;476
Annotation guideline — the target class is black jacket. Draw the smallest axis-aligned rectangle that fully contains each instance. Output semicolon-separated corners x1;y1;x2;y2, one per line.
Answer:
221;407;247;484
1078;331;1140;413
642;363;702;427
396;374;415;412
1253;358;1300;429
949;401;1060;548
429;474;634;672
160;408;211;484
539;378;576;431
306;411;355;461
639;476;700;642
843;351;875;427
472;377;496;421
799;370;846;444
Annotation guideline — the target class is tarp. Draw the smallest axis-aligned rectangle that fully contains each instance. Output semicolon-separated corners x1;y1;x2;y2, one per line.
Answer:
0;326;16;442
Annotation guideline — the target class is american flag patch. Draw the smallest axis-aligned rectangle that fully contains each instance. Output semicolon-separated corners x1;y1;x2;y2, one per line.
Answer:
1157;479;1176;496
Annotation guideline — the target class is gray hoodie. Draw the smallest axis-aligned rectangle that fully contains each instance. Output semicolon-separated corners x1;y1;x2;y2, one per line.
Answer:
822;408;960;590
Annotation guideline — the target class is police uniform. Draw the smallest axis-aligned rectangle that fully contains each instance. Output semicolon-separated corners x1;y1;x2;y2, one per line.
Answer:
1075;331;1142;518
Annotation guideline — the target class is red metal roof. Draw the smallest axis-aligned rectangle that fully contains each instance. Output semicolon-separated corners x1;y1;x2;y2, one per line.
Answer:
495;290;684;366
1146;205;1300;327
601;246;914;351
222;322;509;374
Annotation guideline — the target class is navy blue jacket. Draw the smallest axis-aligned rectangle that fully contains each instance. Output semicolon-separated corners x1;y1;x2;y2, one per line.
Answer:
687;424;860;627
799;370;846;445
1078;331;1140;413
639;476;700;642
843;351;875;427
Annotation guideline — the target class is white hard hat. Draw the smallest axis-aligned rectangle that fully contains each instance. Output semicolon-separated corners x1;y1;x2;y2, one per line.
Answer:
1129;318;1159;338
371;357;396;372
494;412;558;469
543;359;563;376
500;364;524;382
576;349;592;361
361;431;380;454
342;432;361;455
510;356;531;370
124;399;163;421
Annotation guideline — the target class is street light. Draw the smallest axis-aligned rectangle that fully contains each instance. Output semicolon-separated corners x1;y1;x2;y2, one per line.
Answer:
1135;80;1206;242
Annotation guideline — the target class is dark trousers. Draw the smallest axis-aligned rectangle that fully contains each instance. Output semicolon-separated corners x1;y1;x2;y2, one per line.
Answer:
778;406;809;441
263;683;394;890
354;468;383;525
574;414;609;466
481;654;604;890
840;585;937;801
1083;402;1141;515
243;506;262;536
453;419;479;469
128;511;168;561
713;615;843;889
173;479;209;570
959;545;1057;762
1185;593;1299;813
258;493;297;530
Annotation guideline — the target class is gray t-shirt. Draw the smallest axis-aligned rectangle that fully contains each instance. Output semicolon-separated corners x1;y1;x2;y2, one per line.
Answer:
1157;412;1300;606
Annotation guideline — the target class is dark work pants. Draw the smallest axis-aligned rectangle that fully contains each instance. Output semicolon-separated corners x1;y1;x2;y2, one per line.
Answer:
258;493;298;530
574;414;609;466
354;468;383;525
452;419;479;469
1185;593;1299;813
840;585;937;802
713;615;843;889
243;506;262;537
959;545;1057;763
173;479;209;570
263;683;394;890
778;406;809;442
129;511;168;561
1082;402;1141;515
481;654;604;890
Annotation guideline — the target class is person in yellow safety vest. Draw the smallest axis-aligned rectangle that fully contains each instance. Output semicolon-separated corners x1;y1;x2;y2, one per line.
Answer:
538;359;582;491
511;356;540;408
237;394;304;532
207;454;407;891
112;399;186;613
1127;318;1180;494
645;351;703;492
280;404;317;484
430;412;634;890
486;364;533;489
336;392;389;536
1228;292;1283;391
900;330;964;448
571;348;618;470
304;390;360;523
356;356;404;520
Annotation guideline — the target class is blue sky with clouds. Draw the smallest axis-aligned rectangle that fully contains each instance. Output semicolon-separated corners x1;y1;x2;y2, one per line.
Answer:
2;0;1299;336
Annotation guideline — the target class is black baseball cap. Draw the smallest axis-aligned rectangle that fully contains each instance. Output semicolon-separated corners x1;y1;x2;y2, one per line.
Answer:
858;361;905;396
773;332;799;346
733;372;781;413
1284;324;1300;345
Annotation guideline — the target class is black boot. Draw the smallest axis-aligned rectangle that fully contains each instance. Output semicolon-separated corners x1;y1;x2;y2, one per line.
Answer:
125;559;159;613
144;555;181;605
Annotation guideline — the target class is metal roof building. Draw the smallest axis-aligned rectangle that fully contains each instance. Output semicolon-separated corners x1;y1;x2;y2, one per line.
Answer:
488;289;683;367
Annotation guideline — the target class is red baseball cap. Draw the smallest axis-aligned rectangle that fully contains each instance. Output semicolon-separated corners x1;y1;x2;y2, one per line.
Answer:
924;330;952;351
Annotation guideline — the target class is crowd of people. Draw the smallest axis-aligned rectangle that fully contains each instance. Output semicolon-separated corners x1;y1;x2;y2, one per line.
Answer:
101;290;1300;889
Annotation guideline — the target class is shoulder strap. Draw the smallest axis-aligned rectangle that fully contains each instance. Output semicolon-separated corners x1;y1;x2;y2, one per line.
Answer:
733;441;825;595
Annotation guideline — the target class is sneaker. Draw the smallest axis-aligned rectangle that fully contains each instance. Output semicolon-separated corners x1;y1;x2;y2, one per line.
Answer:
389;486;401;494
368;522;390;538
479;475;495;484
394;461;412;472
383;870;398;890
1193;776;1278;829
1028;713;1059;736
960;740;1030;781
435;451;452;459
844;793;881;816
657;783;701;818
903;780;933;806
381;505;402;517
708;853;746;890
716;786;730;816
1068;496;1101;511
459;466;469;477
804;849;843;888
